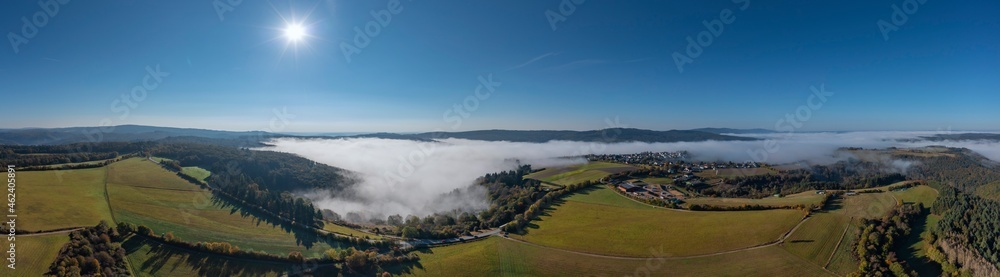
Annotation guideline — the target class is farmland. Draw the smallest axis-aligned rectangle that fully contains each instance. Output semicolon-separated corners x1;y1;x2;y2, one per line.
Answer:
524;162;636;185
388;236;834;276
512;185;806;257
16;167;114;231
16;233;70;276
685;190;826;208
122;235;341;277
181;166;211;182
107;158;345;257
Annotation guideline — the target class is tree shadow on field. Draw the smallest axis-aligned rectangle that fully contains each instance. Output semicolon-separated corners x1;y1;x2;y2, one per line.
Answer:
380;248;431;276
206;192;350;251
122;235;330;276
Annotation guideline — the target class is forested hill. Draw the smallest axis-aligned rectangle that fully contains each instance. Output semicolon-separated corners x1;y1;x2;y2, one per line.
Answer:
412;128;755;143
0;125;278;145
0;125;755;145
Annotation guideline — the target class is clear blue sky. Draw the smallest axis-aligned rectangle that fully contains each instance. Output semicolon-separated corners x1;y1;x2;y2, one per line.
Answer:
2;0;998;132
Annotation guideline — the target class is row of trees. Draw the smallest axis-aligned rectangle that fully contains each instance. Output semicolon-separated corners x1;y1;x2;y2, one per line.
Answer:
504;181;596;233
702;160;906;198
48;221;130;277
1;142;154;167
851;204;923;277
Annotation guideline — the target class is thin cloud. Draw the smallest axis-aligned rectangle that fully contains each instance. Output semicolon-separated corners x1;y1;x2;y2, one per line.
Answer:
506;52;557;71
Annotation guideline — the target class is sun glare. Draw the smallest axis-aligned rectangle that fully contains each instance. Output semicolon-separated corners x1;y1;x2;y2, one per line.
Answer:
284;23;306;42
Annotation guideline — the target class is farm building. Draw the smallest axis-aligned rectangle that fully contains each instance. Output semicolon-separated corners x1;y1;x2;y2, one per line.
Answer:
618;182;643;192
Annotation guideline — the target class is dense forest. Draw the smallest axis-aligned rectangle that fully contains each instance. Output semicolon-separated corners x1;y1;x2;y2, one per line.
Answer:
850;204;923;277
932;186;1000;271
47;221;130;277
0;142;154;167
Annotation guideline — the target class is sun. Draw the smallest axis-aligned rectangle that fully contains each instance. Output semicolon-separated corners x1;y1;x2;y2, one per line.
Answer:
284;23;306;42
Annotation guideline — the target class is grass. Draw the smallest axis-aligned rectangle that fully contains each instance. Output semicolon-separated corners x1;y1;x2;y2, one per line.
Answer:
686;190;826;208
15;233;70;276
107;158;345;258
826;219;862;275
321;223;380;238
524;162;635;186
181;166;211;182
837;192;897;218
512;186;806;257
782;211;851;266
388;237;834;276
36;156;119;169
122;235;341;277
16;167;114;231
974;181;1000;200
892;185;938;207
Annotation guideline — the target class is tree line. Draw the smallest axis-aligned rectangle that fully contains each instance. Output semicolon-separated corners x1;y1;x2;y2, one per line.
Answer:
850;204;923;277
47;221;130;277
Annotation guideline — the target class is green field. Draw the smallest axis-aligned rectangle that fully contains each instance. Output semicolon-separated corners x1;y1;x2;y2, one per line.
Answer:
974;181;1000;200
686;190;826;208
512;186;806;257
389;236;834;276
892;185;938;206
16;167;114;231
15;233;70;276
524;162;635;185
322;223;379;238
107;158;345;257
181;166;211;182
782;212;851;266
122;235;341;277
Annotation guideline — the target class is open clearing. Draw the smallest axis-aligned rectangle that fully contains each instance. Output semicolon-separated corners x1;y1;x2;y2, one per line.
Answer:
16;167;114;231
16;233;70;276
108;158;345;257
388;236;834;276
181;166;211;182
686;190;826;208
512;186;805;257
524;162;636;185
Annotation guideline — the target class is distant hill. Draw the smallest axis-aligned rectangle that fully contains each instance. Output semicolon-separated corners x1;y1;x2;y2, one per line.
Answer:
690;128;777;134
0;125;755;145
412;128;754;143
917;133;1000;142
0;125;278;145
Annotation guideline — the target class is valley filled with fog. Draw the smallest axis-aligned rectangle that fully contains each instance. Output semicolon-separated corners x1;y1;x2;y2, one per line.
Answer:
263;131;1000;222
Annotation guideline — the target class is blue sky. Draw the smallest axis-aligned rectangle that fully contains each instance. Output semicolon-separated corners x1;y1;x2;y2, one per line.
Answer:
2;0;998;132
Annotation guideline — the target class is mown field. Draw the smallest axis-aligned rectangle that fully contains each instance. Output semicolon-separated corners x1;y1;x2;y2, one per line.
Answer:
685;190;826;208
15;233;70;276
107;158;345;257
16;167;114;231
123;235;342;277
388;236;834;276
322;223;381;239
524;162;635;185
778;185;938;275
181;166;211;182
512;186;806;257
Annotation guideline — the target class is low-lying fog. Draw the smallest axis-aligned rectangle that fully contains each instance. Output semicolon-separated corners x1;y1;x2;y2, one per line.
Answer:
263;131;1000;222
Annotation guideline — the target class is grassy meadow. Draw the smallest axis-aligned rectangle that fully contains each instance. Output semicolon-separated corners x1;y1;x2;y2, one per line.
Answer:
16;167;114;231
524;162;635;185
107;158;344;257
512;185;805;257
15;233;70;276
388;236;834;276
686;190;826;208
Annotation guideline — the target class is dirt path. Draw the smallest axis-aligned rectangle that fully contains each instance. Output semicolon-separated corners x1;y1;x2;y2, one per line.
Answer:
824;216;853;269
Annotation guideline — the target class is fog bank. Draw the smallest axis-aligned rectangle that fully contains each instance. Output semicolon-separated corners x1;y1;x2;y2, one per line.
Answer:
264;131;1000;221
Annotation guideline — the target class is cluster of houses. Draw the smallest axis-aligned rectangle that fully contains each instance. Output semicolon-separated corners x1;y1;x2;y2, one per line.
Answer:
586;151;689;166
616;180;686;203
